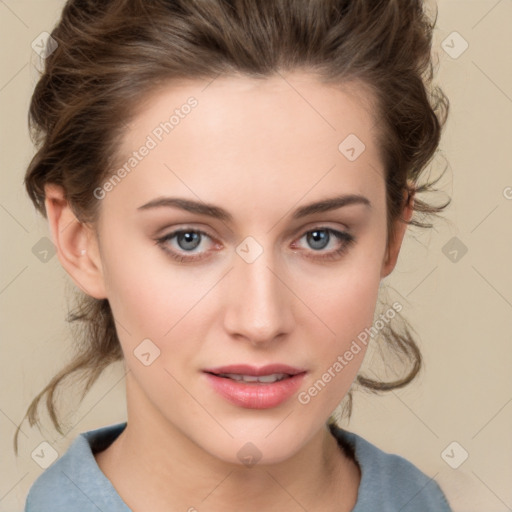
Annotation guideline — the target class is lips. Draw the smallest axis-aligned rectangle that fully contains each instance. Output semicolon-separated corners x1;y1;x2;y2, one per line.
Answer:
202;364;307;409
204;363;306;377
216;373;289;383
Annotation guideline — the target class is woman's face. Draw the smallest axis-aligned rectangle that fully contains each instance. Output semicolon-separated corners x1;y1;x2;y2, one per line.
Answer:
82;73;407;464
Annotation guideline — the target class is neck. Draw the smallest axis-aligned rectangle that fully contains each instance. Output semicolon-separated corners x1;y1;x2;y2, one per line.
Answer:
95;376;360;512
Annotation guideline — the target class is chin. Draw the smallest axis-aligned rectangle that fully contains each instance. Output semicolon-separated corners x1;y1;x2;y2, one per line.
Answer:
210;440;300;468
191;421;315;468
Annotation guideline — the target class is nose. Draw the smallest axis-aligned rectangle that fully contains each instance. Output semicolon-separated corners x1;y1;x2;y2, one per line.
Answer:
222;247;295;347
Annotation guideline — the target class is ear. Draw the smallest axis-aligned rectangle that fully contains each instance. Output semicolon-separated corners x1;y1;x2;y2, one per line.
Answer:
380;185;414;279
44;183;107;299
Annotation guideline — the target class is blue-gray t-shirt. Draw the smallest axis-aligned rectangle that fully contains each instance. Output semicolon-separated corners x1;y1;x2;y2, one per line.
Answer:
24;421;452;511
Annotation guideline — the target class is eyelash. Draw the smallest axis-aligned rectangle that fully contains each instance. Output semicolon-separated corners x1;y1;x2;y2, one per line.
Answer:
155;226;356;263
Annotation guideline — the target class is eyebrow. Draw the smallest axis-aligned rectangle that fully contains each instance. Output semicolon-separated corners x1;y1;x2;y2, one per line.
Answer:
137;194;371;222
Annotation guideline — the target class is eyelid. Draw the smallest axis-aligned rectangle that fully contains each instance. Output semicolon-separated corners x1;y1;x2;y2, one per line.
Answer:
289;220;351;237
155;223;355;263
155;220;351;246
154;226;219;251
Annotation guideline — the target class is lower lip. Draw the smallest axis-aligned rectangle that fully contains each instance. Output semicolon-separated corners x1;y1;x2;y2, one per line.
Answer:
204;372;306;409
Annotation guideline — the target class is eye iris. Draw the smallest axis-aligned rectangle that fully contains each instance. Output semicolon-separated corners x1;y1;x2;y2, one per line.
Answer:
177;231;201;251
307;230;329;250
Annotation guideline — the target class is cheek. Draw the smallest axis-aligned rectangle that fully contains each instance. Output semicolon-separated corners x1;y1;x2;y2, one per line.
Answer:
331;282;378;374
100;231;190;330
335;269;380;337
100;235;222;376
295;272;380;413
303;256;382;341
295;248;383;388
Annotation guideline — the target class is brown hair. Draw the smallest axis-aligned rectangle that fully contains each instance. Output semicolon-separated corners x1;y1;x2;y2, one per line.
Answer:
15;0;450;454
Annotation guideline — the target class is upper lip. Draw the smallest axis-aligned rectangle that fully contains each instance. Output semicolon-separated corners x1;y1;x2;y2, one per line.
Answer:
203;364;307;376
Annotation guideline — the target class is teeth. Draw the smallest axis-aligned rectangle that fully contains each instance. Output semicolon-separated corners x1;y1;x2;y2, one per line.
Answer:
219;373;289;383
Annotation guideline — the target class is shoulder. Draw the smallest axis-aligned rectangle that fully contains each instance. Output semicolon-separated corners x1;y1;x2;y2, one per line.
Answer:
24;422;129;512
330;424;453;512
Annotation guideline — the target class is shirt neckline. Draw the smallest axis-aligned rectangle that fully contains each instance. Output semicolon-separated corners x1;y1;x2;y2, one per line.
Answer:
77;421;369;511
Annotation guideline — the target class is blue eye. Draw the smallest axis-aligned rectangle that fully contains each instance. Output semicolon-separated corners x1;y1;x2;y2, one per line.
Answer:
294;228;356;261
172;231;202;251
156;229;214;262
155;227;356;263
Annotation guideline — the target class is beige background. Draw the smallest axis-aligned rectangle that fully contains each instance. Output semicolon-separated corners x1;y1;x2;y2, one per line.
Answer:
1;1;511;511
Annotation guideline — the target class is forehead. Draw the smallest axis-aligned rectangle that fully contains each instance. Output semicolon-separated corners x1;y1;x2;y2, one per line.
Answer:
103;72;385;221
123;72;380;155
